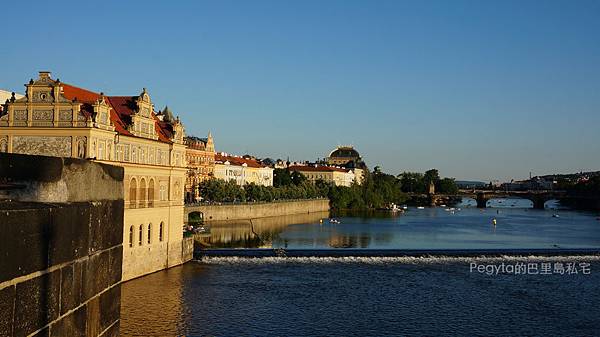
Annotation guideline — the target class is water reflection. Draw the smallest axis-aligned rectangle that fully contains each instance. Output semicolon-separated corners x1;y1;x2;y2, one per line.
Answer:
120;265;187;336
195;207;600;250
197;211;330;248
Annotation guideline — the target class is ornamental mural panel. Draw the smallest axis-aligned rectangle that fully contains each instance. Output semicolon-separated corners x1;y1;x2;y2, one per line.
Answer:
12;136;72;157
32;110;54;126
14;110;27;120
13;110;27;126
59;109;73;121
32;110;53;120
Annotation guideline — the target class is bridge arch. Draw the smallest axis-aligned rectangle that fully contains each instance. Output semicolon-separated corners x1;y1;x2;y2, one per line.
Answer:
455;191;566;210
188;211;204;224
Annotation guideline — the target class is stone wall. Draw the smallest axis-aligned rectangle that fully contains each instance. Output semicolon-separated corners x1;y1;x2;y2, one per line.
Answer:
0;153;124;337
185;199;330;222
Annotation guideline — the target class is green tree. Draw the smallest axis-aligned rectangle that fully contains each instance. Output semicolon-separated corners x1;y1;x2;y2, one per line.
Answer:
398;172;425;193
273;168;292;187
423;169;440;188
437;178;459;194
290;171;307;186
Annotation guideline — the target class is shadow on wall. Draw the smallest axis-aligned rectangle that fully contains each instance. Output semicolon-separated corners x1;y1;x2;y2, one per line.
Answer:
0;152;124;337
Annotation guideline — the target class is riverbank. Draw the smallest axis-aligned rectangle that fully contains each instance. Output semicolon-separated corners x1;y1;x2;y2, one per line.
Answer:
184;198;330;222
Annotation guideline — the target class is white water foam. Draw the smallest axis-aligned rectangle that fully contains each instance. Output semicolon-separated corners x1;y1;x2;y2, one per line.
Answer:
197;255;600;265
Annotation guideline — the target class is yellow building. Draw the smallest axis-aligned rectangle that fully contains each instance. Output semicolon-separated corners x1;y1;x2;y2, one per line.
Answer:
288;165;356;187
214;153;273;186
0;71;190;281
184;133;215;202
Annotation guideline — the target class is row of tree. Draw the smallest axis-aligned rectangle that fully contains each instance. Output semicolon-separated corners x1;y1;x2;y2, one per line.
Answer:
397;169;459;194
198;178;328;203
197;167;459;209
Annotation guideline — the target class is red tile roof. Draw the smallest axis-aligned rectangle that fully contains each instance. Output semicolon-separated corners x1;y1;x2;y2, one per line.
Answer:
61;83;100;104
61;83;173;143
288;165;349;173
215;153;266;168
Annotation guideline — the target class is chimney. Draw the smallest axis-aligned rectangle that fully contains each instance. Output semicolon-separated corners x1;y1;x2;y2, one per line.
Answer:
39;71;52;80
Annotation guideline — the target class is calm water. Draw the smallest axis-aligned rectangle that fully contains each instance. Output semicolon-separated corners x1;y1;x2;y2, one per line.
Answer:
197;201;600;250
121;203;600;336
121;256;600;337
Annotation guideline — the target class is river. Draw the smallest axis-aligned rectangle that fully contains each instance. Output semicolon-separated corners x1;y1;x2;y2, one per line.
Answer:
121;202;600;336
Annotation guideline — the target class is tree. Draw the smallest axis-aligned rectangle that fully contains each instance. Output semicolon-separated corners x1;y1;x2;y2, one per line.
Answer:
290;171;307;186
423;169;440;188
398;172;425;193
273;168;292;187
437;178;458;194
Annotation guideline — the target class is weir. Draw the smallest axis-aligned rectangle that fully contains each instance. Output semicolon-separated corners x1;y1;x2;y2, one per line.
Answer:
195;248;600;259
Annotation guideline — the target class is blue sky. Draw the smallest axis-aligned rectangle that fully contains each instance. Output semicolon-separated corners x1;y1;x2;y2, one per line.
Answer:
2;0;599;181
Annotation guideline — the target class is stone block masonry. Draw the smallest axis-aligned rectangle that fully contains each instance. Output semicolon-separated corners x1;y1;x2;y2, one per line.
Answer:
0;153;124;337
185;198;330;222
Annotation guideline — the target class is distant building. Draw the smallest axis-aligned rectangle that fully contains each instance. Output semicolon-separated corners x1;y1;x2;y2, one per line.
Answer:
327;146;363;166
326;145;367;184
214;153;274;186
501;178;554;191
289;165;357;187
0;90;24;115
455;180;487;189
274;159;307;169
185;132;215;202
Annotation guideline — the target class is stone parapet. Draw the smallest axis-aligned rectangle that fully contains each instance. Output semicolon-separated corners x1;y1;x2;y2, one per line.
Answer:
0;152;123;337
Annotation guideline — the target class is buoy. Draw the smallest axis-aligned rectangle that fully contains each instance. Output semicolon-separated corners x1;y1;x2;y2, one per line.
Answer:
492;218;497;226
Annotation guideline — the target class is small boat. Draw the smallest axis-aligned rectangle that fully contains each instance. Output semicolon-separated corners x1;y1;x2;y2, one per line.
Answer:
552;214;560;218
417;206;425;210
440;204;447;207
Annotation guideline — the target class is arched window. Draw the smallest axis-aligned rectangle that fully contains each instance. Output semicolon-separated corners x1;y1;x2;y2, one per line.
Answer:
159;222;164;242
138;225;143;246
129;226;134;247
139;178;147;208
148;179;155;207
147;223;152;244
129;178;137;209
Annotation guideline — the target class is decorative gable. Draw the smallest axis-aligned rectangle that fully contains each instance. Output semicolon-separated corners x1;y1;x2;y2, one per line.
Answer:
1;72;91;128
128;88;159;140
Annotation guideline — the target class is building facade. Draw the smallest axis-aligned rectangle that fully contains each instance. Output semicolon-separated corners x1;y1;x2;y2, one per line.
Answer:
0;71;189;281
214;153;274;186
184;133;215;202
288;165;356;187
325;145;366;184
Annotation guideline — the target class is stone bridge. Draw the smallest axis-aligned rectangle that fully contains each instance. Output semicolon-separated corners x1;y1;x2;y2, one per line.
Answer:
434;190;568;209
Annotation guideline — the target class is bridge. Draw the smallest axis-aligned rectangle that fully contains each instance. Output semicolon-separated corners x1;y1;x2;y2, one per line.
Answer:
410;190;567;209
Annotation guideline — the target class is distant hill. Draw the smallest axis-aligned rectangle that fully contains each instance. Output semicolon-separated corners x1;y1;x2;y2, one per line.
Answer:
455;180;487;188
537;171;600;181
